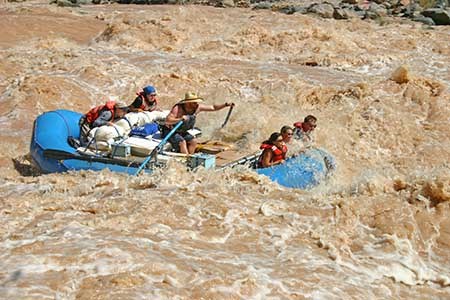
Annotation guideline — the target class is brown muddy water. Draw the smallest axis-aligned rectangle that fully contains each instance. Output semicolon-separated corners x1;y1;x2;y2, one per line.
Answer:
0;1;449;299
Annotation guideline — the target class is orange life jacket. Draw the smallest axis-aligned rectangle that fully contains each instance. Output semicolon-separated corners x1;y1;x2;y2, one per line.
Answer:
137;92;157;112
85;100;116;125
258;143;287;167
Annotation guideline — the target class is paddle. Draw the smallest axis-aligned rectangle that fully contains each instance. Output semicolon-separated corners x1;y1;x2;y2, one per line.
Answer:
221;105;234;128
135;120;183;175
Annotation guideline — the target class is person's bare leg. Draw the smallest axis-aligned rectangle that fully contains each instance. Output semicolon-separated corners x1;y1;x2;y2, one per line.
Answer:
179;140;188;154
187;139;197;154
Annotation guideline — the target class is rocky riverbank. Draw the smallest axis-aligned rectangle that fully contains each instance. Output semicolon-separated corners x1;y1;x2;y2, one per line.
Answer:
42;0;450;26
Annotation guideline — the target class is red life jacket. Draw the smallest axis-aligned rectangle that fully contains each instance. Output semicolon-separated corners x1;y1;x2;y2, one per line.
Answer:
258;143;287;167
85;100;116;125
293;121;312;141
293;121;303;129
137;92;157;112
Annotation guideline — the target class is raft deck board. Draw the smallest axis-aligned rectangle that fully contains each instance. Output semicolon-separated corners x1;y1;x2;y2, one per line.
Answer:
77;148;257;170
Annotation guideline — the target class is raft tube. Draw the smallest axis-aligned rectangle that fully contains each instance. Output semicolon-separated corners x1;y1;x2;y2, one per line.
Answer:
256;148;335;189
30;109;148;174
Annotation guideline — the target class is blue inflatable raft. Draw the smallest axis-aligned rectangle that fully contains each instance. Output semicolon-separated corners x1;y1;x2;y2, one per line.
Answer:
30;110;149;175
256;148;335;189
30;110;335;189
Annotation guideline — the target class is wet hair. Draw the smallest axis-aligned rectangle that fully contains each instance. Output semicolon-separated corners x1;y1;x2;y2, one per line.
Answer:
280;125;293;134
263;132;282;145
304;115;317;123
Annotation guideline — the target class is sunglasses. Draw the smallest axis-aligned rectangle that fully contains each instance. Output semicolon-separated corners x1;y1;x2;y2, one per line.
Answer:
275;139;283;143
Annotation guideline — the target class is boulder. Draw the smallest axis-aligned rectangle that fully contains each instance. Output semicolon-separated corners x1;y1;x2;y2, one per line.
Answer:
252;2;272;10
218;0;235;7
369;2;388;16
278;5;308;15
334;7;360;19
434;0;449;8
391;65;410;84
234;0;250;7
412;16;436;25
308;2;336;18
421;8;450;25
400;0;411;6
56;0;79;6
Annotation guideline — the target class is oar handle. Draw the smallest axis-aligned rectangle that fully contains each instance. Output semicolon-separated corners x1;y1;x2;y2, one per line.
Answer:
135;120;183;175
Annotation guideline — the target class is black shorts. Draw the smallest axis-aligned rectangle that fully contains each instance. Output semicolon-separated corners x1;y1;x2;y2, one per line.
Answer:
161;126;194;152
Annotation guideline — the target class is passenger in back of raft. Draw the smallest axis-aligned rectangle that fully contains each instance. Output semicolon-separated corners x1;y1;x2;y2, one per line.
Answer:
79;100;130;146
257;132;287;168
162;92;234;154
129;85;159;112
293;115;317;142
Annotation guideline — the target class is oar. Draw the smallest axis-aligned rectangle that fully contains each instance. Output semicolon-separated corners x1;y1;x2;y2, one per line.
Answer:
135;120;183;175
221;105;234;128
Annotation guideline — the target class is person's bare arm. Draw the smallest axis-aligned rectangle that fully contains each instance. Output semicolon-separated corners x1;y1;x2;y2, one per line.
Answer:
129;107;143;112
273;158;285;166
198;102;234;112
260;149;273;168
261;149;285;167
165;112;187;125
165;106;188;125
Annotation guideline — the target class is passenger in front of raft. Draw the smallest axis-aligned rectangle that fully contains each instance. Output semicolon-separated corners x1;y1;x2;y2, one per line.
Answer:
79;100;130;146
162;92;234;154
258;132;287;168
293;115;317;143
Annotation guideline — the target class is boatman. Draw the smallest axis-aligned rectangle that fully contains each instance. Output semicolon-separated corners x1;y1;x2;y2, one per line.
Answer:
79;100;130;146
129;85;159;112
162;92;234;154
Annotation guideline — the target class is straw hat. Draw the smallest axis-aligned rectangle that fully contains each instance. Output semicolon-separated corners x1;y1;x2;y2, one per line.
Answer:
178;92;204;104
